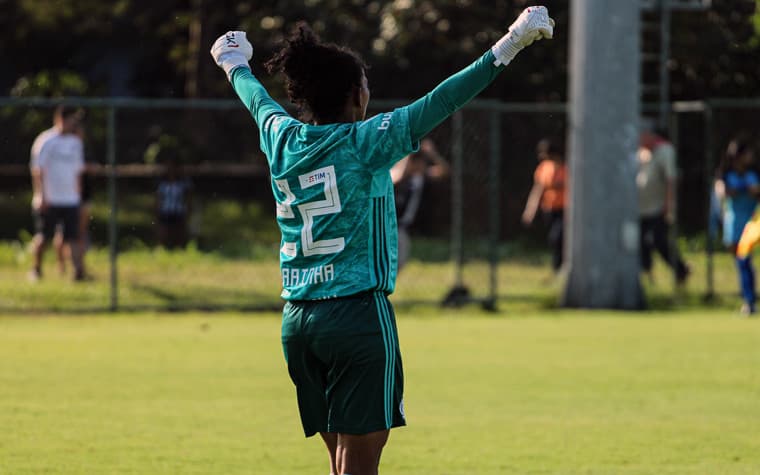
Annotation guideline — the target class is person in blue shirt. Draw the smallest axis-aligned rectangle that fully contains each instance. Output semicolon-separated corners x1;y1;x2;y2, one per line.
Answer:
211;7;554;474
719;138;759;314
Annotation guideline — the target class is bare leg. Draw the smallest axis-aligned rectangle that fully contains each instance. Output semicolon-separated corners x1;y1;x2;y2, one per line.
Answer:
69;240;85;280
336;430;389;475
78;204;90;276
30;234;48;280
54;231;66;275
320;432;338;475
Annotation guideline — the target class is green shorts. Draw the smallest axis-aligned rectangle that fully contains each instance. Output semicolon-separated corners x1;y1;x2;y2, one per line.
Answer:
281;291;405;437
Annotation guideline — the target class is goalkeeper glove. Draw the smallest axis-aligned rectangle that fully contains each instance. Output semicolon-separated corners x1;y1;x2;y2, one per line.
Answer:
210;31;254;80
491;6;555;67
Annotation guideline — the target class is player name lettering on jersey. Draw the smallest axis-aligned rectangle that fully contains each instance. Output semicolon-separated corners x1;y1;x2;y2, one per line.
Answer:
282;264;336;287
377;112;393;131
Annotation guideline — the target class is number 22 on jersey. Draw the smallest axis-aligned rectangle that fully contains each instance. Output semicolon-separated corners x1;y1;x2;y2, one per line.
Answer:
275;165;345;257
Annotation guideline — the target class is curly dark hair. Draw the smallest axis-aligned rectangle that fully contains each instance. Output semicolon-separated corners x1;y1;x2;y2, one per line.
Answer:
265;22;368;124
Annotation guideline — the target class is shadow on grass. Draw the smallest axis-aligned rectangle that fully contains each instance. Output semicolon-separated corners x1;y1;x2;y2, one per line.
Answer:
0;302;283;315
127;282;283;313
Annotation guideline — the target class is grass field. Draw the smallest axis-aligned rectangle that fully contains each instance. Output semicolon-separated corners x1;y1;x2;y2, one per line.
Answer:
0;239;751;313
2;242;760;473
1;310;759;474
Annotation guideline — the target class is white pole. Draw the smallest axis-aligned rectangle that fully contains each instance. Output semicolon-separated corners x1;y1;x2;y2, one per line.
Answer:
562;0;645;309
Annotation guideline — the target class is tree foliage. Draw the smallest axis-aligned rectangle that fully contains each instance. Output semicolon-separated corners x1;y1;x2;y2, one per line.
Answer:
0;0;758;101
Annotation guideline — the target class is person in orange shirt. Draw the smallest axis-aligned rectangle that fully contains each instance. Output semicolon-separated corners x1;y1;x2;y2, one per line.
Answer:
522;138;567;272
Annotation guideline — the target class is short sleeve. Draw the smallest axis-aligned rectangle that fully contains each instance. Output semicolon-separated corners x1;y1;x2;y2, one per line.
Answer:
30;148;39;170
35;141;52;170
656;144;677;179
74;139;85;174
534;161;550;185
747;171;760;188
724;172;743;191
353;107;419;172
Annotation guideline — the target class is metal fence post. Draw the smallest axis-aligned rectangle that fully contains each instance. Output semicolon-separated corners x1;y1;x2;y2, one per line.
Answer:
704;101;715;300
451;111;465;288
107;106;119;311
670;110;680;298
485;108;502;311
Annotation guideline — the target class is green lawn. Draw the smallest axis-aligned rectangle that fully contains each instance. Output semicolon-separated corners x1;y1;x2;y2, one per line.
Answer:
0;239;751;313
0;311;758;474
2;241;760;473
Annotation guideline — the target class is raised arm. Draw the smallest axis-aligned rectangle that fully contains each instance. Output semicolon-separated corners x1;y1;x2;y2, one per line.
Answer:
406;6;554;142
230;67;289;128
210;31;289;128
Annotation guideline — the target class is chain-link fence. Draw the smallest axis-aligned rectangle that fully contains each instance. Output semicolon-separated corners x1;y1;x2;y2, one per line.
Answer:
0;97;572;313
693;100;760;301
2;96;750;313
643;99;760;303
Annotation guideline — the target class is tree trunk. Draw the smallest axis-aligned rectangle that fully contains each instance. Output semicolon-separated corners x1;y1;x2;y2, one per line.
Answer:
185;0;203;98
561;0;645;309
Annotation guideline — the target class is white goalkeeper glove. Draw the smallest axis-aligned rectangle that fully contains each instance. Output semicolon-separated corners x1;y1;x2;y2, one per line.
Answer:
491;6;555;67
210;31;254;80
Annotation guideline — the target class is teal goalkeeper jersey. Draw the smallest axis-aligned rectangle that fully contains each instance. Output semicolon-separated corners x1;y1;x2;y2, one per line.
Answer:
269;103;415;300
230;50;506;300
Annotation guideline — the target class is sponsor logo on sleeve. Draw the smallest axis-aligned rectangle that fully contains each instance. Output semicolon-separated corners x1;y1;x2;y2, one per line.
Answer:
377;112;393;131
264;115;287;134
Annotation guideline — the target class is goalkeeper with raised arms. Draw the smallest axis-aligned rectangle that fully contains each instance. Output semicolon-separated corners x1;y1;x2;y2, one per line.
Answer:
211;7;554;475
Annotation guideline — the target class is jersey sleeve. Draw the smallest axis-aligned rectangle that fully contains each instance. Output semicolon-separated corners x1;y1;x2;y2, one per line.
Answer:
230;66;295;160
405;50;506;142
354;49;507;172
352;106;420;172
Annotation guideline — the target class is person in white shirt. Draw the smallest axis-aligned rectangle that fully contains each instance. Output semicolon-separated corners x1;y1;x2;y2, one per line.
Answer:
29;105;86;281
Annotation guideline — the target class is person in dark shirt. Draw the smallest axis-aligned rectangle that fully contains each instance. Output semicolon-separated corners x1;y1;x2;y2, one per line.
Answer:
391;138;449;271
156;158;193;249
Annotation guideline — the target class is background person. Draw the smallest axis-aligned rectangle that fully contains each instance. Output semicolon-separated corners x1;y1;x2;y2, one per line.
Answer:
522;137;567;272
210;6;553;474
719;138;759;314
156;158;193;249
391;138;449;271
637;123;690;284
29;105;86;282
53;120;93;278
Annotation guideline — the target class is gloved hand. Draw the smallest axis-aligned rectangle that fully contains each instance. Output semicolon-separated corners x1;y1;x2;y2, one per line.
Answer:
491;6;555;67
210;31;254;80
